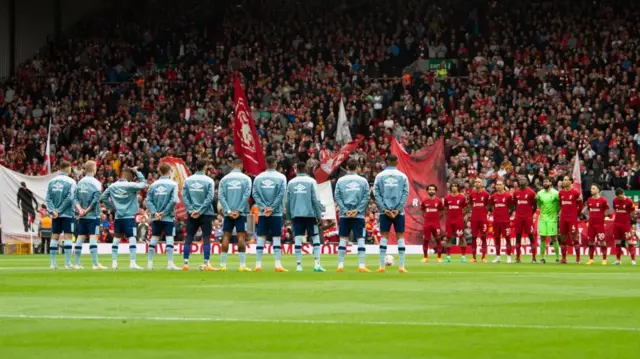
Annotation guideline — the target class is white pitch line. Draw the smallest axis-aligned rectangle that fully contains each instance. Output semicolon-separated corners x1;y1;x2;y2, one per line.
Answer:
0;313;638;332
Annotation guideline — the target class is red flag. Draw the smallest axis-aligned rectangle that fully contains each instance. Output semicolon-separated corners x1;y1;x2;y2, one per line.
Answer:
159;156;192;220
391;137;446;244
572;152;582;198
40;119;52;175
314;136;363;183
233;74;266;176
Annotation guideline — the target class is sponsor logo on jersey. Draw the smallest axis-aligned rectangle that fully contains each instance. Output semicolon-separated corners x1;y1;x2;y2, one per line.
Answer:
345;182;360;192
228;180;242;190
113;189;129;198
261;179;275;189
189;182;205;192
155;185;168;195
293;183;307;194
51;182;64;192
384;177;398;187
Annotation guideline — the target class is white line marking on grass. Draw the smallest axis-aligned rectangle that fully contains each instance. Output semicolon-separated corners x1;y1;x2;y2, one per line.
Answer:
0;313;638;332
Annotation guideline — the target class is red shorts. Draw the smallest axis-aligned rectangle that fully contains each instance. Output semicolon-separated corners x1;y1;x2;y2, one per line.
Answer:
493;222;510;240
559;217;578;235
514;217;533;236
613;223;632;241
423;223;442;242
446;220;464;239
588;224;606;245
470;219;487;239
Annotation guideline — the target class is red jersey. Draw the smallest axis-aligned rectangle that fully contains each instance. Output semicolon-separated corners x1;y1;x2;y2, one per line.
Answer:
444;194;466;222
612;197;635;225
513;187;537;218
469;189;490;221
586;196;609;226
559;188;582;220
491;191;513;223
421;197;443;224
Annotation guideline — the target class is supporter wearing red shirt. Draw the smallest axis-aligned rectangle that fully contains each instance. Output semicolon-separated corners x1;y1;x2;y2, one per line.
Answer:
420;184;443;262
468;178;490;263
612;188;636;265
490;180;515;262
444;183;467;261
513;180;537;239
558;176;583;264
585;184;609;264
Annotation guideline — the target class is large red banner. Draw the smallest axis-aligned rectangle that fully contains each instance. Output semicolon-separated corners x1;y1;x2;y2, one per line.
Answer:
233;74;266;176
391;138;446;244
314;136;363;183
159;156;191;220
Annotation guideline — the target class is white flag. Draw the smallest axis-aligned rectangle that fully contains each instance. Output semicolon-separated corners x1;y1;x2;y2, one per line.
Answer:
41;119;52;175
317;181;337;220
336;100;352;145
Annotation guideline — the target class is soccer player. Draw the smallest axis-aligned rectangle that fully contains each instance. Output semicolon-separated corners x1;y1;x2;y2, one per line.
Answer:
286;162;325;272
469;178;490;263
45;160;77;269
219;159;253;271
420;184;443;263
536;178;559;264
182;160;216;270
612;188;636;266
374;155;409;272
490;180;514;263
335;159;371;272
585;184;610;265
74;160;106;270
252;156;288;272
559;176;583;264
443;183;466;263
100;167;148;270
513;179;537;262
146;164;179;270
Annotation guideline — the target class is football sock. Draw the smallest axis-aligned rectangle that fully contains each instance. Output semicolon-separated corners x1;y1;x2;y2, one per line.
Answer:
203;236;211;263
338;238;347;267
553;240;560;260
166;237;175;264
616;244;623;261
239;252;246;267
50;239;58;266
601;246;608;260
574;242;581;262
398;238;406;268
63;240;73;266
515;237;521;259
89;236;99;266
111;238;120;262
630;243;636;261
256;236;266;267
294;235;303;265
379;236;388;268
422;241;429;258
184;233;193;263
436;241;442;259
540;239;546;259
561;244;567;260
357;238;366;268
312;235;321;267
529;236;536;261
589;245;595;260
481;238;487;259
74;237;84;266
149;236;159;263
506;239;512;256
220;251;228;266
273;236;282;267
471;239;477;259
128;237;137;262
495;237;501;257
460;245;467;256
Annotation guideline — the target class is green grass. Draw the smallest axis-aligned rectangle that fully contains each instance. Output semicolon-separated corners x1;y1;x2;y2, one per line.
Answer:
0;254;639;359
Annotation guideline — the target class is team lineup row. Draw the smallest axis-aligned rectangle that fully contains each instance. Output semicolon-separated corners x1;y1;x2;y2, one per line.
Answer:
420;177;637;266
44;155;409;272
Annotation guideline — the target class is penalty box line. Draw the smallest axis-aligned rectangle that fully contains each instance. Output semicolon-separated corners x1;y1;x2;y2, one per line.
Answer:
0;313;638;332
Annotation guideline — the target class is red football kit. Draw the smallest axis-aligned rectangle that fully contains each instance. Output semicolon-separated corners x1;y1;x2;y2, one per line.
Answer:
421;196;443;240
587;196;608;245
612;197;634;240
513;187;537;236
444;194;466;239
491;191;513;240
469;189;490;238
559;188;582;235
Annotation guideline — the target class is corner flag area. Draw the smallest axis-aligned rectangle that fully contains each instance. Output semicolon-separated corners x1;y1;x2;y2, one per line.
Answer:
0;255;638;359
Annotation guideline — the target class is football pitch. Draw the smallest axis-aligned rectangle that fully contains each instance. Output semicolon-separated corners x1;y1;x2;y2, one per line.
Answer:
1;255;639;359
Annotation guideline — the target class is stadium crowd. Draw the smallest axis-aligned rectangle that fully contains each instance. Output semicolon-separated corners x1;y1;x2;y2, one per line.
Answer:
2;0;640;242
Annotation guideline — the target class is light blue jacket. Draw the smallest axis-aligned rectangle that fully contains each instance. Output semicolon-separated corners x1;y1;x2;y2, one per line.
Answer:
45;173;77;218
218;169;252;216
146;176;179;222
334;172;370;219
182;172;215;216
373;166;409;215
252;169;287;217
75;175;103;220
100;171;147;219
286;174;324;220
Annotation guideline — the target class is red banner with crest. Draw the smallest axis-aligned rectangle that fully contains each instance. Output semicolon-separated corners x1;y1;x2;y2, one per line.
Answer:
233;74;266;176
